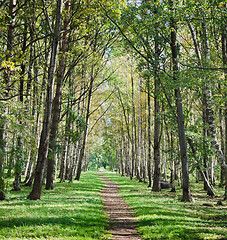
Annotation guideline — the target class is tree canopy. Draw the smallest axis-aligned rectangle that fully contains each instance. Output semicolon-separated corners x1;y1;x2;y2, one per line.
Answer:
0;0;226;202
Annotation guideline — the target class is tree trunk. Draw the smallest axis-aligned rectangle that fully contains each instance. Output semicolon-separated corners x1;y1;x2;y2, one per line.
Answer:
202;100;210;191
170;0;192;202
131;66;141;180
0;0;17;199
46;0;70;190
59;138;68;182
151;0;161;192
75;68;94;181
13;22;28;191
120;139;124;176
219;106;225;187
24;155;33;184
221;10;227;199
152;72;161;191
0;126;5;200
152;77;161;191
187;137;214;197
147;74;152;188
107;134;113;172
27;0;63;200
69;144;77;182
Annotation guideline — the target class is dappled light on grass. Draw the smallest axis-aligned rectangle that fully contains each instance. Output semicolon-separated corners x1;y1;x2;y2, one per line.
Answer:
0;172;109;240
103;172;227;240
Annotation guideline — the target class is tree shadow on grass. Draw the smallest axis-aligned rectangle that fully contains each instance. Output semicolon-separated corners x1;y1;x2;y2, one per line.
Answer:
0;213;105;228
136;217;226;240
0;209;108;239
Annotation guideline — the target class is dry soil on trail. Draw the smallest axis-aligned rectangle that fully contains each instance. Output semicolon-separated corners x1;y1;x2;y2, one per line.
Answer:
99;174;143;240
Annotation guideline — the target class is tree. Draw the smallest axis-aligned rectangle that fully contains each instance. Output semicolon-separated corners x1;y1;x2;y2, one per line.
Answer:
0;0;17;200
45;0;71;190
28;0;63;200
169;0;192;202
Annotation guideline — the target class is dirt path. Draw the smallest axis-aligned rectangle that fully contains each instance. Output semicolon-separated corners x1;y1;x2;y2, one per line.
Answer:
99;174;143;240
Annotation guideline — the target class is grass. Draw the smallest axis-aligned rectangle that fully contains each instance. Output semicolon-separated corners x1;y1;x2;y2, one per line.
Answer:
1;171;226;240
0;172;110;240
102;172;227;240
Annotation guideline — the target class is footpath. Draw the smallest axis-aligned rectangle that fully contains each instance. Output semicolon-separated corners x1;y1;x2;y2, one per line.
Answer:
99;174;143;240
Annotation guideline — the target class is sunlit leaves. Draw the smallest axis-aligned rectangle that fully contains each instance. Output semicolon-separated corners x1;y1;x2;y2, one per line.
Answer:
1;61;19;71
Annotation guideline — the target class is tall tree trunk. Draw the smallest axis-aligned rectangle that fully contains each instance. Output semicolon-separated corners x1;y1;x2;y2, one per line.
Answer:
137;80;142;182
147;75;152;188
219;106;225;187
24;154;33;184
200;15;213;191
13;22;28;191
0;126;5;200
59;135;68;182
152;0;161;193
202;99;210;191
69;144;77;182
46;0;70;190
204;61;227;172
106;132;113;172
131;65;141;180
221;9;227;199
117;88;134;179
170;0;192;202
75;68;94;181
152;75;161;191
28;0;63;200
0;0;16;200
120;137;124;176
225;103;227;200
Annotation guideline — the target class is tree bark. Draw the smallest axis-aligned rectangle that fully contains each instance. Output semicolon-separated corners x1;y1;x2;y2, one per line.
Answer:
106;132;113;172
75;68;94;181
170;0;192;202
46;0;70;190
69;144;77;182
28;0;63;200
0;0;17;200
13;22;28;191
131;65;141;181
221;9;227;199
0;125;5;200
117;88;134;179
152;75;161;191
120;137;124;176
147;74;152;188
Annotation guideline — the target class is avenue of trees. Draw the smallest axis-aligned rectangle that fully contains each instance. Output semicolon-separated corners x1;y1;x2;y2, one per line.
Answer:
0;0;226;202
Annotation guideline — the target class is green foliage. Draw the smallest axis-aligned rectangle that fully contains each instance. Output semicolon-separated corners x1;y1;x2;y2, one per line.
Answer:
64;106;87;144
88;132;116;171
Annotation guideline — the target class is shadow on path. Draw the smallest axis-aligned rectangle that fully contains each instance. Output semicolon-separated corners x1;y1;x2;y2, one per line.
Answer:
99;173;143;240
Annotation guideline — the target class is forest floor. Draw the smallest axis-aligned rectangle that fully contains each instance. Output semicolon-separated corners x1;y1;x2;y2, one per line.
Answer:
0;171;226;239
102;172;227;240
99;173;143;240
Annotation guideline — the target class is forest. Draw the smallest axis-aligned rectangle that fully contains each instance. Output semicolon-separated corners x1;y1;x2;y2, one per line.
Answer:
0;0;227;239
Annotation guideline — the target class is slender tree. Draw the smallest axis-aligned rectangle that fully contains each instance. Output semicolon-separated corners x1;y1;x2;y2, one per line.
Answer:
28;0;63;200
0;0;17;200
169;0;192;202
46;0;71;190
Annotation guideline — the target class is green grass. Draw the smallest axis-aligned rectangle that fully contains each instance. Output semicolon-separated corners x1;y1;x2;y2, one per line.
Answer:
0;172;110;240
102;172;227;240
1;171;226;240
